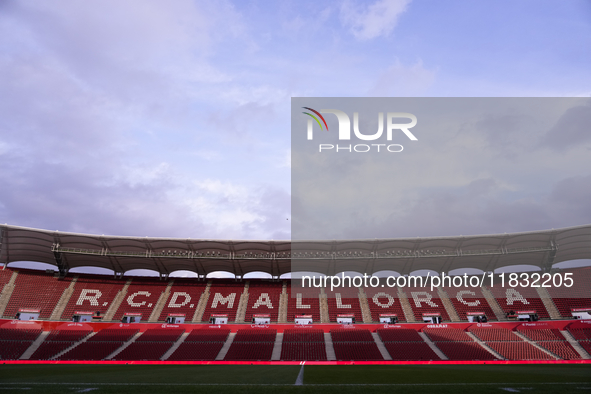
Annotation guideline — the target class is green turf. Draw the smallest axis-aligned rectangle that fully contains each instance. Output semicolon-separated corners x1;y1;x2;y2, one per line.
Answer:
0;364;590;394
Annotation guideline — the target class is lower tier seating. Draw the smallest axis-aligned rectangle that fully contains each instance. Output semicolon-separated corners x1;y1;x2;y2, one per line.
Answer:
280;342;327;361
486;341;554;360
383;342;439;361
0;340;33;360
167;342;224;361
332;342;383;361
536;341;581;360
377;328;424;342
435;342;497;361
29;341;76;360
223;342;275;361
57;341;124;360
113;341;174;361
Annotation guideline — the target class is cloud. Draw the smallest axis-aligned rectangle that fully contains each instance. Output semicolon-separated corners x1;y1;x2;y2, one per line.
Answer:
340;0;411;40
367;59;436;96
539;101;591;151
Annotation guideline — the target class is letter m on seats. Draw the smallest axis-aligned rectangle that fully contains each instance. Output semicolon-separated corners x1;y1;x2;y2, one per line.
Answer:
211;293;236;308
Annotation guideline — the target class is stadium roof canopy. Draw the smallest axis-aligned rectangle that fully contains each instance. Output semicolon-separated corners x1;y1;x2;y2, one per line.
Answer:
0;224;590;278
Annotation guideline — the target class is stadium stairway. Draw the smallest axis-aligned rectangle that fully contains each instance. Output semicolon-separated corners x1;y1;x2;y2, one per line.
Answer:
148;279;174;322
50;331;96;360
271;333;283;360
418;332;447;360
371;332;392;360
465;332;505;360
319;288;329;323
397;287;417;322
358;288;373;323
513;331;559;360
161;331;190;360
480;286;508;321
324;333;336;361
215;332;236;360
193;281;211;322
20;331;51;360
0;269;18;317
437;288;461;322
535;287;562;320
103;279;132;321
560;330;591;359
50;277;77;320
277;281;288;323
235;281;249;323
106;331;142;360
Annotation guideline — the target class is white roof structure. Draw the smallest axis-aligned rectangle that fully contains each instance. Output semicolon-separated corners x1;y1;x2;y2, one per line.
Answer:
0;224;590;278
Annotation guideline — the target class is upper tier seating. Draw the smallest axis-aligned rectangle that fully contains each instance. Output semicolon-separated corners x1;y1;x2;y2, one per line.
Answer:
286;284;321;323
244;280;282;322
113;278;166;321
364;284;407;322
0;269;13;293
3;269;72;319
157;279;206;322
442;285;497;321
202;280;246;322
487;281;550;319
404;287;451;322
325;287;363;323
61;274;127;320
546;268;591;318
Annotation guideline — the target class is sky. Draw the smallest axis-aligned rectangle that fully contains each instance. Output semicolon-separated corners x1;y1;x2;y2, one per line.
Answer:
0;0;590;275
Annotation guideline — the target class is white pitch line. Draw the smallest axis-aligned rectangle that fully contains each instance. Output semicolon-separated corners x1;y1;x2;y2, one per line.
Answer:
295;361;305;385
2;382;589;387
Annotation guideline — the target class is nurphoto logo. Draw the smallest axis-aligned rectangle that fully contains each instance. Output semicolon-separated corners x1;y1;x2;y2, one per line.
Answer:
302;107;418;153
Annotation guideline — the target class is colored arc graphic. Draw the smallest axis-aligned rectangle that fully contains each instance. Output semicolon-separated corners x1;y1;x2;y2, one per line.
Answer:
302;107;329;131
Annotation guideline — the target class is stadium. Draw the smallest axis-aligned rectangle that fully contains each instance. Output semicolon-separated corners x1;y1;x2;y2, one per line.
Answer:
2;2;591;393
1;223;590;392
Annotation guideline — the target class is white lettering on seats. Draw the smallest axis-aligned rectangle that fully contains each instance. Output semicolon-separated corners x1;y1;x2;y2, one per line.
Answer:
411;292;438;307
168;292;191;308
296;293;310;309
456;290;480;306
211;293;236;308
76;289;102;306
127;291;151;307
253;293;273;309
372;292;395;308
505;288;529;305
336;293;351;309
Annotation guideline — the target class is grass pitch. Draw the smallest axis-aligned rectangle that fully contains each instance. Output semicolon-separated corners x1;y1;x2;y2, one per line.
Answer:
1;364;590;393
